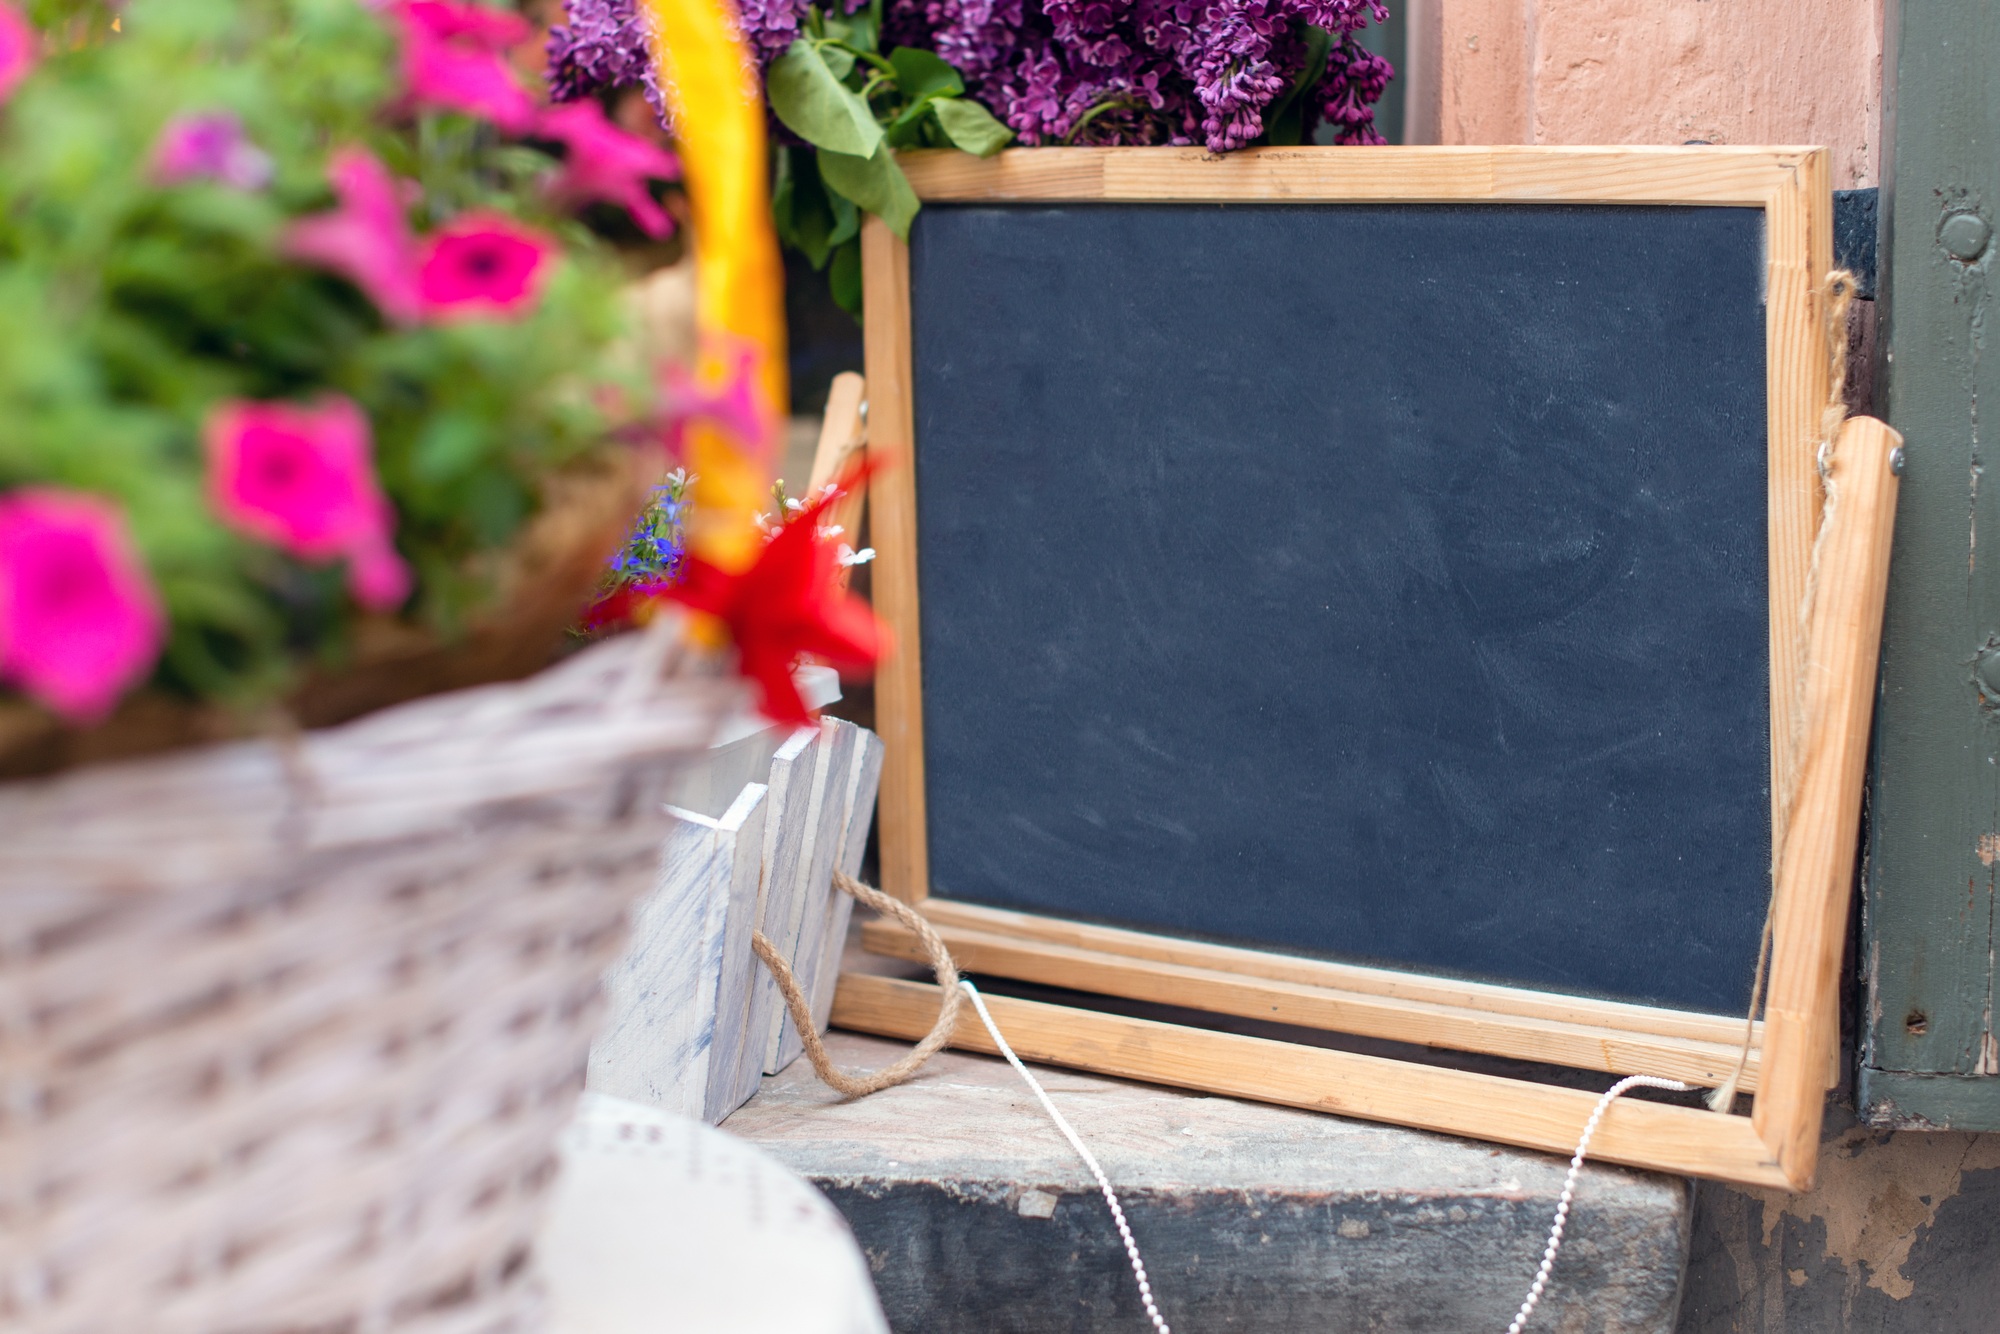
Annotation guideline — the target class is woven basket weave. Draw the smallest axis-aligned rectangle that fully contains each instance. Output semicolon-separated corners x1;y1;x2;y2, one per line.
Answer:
1;623;740;1334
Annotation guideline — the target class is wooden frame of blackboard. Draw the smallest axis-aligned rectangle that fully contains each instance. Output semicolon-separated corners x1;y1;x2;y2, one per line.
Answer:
837;146;1898;1189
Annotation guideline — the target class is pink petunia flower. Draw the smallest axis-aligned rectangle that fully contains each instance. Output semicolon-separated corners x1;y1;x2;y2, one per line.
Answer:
0;489;166;723
535;101;681;239
151;113;274;190
282;148;424;324
659;342;779;458
416;212;556;320
205;396;413;612
391;0;537;133
397;0;531;46
0;1;35;104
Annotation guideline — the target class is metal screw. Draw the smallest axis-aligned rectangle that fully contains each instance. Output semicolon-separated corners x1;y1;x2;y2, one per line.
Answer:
1941;211;1992;262
1890;446;1906;475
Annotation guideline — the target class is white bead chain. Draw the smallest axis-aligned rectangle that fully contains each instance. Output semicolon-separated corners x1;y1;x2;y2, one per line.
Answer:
1505;1075;1694;1334
958;981;1172;1334
957;976;1689;1334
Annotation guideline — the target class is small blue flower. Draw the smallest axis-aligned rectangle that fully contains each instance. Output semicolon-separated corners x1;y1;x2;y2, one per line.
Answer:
603;472;692;588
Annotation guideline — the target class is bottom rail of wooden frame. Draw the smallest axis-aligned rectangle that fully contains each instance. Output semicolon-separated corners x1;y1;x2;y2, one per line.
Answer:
861;912;1763;1091
831;972;1795;1188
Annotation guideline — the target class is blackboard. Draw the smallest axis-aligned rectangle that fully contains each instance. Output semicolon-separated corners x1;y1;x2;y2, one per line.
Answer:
908;201;1771;1015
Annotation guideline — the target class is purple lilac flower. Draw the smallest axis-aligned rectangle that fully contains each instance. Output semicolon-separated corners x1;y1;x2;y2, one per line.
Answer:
550;0;869;116
1318;26;1392;143
737;0;864;62
547;0;665;119
908;0;1390;150
151;113;274;190
545;0;1390;153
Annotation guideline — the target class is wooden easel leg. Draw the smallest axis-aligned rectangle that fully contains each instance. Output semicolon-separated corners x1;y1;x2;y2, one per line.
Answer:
1754;415;1903;1188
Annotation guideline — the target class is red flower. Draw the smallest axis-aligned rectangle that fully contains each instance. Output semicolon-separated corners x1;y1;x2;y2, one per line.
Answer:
667;459;888;725
416;212;556;319
582;578;672;631
535;100;681;239
391;0;537;133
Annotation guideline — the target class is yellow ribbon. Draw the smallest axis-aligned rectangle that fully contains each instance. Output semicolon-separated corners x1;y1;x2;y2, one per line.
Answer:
639;0;788;573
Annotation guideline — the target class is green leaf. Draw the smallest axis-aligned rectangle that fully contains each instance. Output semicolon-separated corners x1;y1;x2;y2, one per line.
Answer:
412;412;488;483
816;143;920;238
828;237;863;319
1261;23;1332;147
932;97;1015;157
888;47;963;101
885;84;942;148
463;469;531;546
818;44;857;80
771;148;808;259
884;102;932;149
824;10;881;55
773;147;852;270
767;40;884;156
772;147;804;249
827;188;861;249
847;2;880;55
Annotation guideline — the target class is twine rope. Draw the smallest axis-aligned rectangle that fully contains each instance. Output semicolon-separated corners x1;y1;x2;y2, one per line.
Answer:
755;873;1170;1329
1706;268;1859;1114
750;870;962;1096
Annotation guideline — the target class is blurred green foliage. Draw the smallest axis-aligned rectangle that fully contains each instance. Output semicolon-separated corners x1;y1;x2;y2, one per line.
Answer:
0;0;650;706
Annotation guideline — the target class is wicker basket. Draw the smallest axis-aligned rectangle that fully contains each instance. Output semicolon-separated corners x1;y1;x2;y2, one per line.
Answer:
1;622;741;1334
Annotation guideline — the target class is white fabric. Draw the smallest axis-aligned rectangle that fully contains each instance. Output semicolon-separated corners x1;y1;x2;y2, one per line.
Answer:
540;1094;888;1334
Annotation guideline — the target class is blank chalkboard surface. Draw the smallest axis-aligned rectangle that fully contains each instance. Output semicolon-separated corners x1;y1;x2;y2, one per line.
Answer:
908;201;1770;1015
846;146;1901;1189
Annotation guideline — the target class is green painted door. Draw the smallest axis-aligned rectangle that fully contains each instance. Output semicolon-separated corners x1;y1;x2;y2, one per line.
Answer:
1862;0;2000;1127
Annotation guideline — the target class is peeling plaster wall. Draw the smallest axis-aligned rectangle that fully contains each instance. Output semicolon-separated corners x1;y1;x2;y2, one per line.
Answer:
1679;1115;2000;1331
1436;0;1884;189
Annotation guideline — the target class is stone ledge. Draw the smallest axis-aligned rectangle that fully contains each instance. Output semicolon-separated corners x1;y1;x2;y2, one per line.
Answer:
726;1031;1692;1333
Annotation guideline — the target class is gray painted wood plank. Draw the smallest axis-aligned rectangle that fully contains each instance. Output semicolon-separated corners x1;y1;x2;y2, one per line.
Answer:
776;719;869;1068
811;727;886;1034
766;718;857;1073
746;726;825;1078
700;782;772;1123
589;795;739;1115
588;720;886;1122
